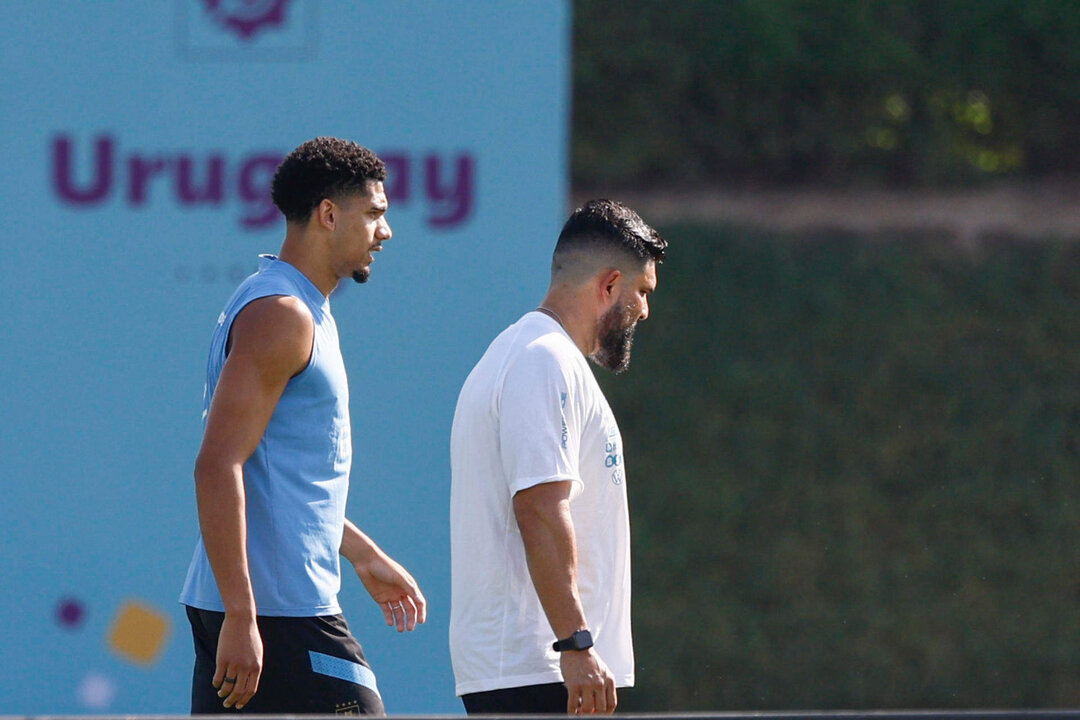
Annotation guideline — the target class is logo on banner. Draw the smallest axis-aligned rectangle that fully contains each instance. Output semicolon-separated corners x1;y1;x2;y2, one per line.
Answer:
176;0;315;60
201;0;291;40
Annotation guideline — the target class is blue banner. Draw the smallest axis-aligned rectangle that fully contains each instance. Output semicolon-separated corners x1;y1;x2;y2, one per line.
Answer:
0;1;569;713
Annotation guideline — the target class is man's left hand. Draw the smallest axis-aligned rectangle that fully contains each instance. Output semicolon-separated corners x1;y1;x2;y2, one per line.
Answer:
353;553;427;632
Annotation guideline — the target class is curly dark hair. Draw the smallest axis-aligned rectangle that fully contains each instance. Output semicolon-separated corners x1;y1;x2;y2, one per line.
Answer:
554;199;667;265
271;137;387;223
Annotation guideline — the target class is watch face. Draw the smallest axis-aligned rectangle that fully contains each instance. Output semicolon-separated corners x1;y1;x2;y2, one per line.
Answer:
569;630;593;649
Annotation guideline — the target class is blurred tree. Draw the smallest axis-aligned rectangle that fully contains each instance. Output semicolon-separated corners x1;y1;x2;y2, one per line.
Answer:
572;0;1080;188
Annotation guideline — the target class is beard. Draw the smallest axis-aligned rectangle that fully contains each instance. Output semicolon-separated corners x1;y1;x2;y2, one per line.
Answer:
590;303;637;374
352;267;371;284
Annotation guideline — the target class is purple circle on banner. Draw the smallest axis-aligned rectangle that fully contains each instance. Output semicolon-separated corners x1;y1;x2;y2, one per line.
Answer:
56;597;86;629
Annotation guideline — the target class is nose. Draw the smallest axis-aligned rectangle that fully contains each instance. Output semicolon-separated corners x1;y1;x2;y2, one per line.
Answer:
638;296;649;322
377;217;392;240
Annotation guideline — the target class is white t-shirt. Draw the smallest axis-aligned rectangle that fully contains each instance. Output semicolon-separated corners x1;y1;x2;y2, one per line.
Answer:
449;311;634;696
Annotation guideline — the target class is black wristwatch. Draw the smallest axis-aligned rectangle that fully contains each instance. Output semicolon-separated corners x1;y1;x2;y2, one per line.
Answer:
552;629;593;652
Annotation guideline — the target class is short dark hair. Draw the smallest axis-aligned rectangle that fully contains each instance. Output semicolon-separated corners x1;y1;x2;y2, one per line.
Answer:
271;137;387;223
554;199;667;267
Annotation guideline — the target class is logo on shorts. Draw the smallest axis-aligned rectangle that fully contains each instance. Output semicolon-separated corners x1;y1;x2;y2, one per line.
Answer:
335;701;360;715
201;0;292;40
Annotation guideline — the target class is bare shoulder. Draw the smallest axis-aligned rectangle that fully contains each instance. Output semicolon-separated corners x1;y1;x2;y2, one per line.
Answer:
228;295;315;378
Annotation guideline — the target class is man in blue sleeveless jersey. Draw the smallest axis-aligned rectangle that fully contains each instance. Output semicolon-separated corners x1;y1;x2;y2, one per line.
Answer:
180;137;426;714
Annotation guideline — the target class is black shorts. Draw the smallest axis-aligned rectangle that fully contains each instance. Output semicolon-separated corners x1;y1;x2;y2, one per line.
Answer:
461;682;568;714
186;606;384;715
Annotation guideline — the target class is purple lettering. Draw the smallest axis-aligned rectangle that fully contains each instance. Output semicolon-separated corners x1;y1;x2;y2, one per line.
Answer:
52;134;113;204
127;155;170;205
49;135;480;231
176;155;225;204
238;154;282;228
425;153;474;228
381;153;410;203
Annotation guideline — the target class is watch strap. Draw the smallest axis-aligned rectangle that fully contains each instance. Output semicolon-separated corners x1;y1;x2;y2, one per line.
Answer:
552;629;594;652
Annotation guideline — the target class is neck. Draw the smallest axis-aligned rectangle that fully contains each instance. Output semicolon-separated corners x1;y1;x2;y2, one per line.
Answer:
279;230;335;297
537;290;595;357
535;305;565;328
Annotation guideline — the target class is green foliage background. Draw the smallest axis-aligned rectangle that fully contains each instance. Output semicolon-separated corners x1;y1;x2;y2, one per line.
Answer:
572;0;1080;709
573;0;1080;187
599;227;1080;709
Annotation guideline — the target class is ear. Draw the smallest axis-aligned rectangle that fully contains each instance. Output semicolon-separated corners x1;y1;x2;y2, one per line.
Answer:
598;268;623;305
315;198;337;231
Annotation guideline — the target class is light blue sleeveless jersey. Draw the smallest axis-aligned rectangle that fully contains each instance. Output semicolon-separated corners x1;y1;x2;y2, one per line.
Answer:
180;255;351;616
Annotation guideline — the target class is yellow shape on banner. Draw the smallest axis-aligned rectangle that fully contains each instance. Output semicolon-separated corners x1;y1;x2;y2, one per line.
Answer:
107;599;171;666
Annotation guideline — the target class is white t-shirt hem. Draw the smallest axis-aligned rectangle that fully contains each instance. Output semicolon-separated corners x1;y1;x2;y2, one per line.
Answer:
455;671;636;697
455;670;563;696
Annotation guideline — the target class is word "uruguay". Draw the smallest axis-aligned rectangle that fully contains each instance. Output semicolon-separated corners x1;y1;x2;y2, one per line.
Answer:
51;134;475;230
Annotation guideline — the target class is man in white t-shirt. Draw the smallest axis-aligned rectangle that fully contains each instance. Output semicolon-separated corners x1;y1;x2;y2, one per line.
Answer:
449;199;667;714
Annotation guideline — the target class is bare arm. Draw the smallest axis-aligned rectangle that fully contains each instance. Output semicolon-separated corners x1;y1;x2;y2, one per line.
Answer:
193;295;313;709
513;481;617;714
341;518;428;632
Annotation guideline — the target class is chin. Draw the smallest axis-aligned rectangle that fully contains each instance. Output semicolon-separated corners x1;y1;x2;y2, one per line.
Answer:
352;268;371;284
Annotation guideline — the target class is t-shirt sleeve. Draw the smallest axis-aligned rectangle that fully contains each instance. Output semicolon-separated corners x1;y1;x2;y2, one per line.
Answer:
498;343;584;498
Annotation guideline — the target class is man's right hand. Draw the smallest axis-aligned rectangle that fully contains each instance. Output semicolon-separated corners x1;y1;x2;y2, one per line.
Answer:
560;648;617;714
214;613;263;710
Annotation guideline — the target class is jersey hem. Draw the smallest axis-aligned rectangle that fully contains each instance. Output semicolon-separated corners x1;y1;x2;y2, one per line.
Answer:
179;598;342;617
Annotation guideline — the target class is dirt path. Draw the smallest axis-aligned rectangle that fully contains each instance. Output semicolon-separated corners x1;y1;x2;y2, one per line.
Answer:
574;179;1080;242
